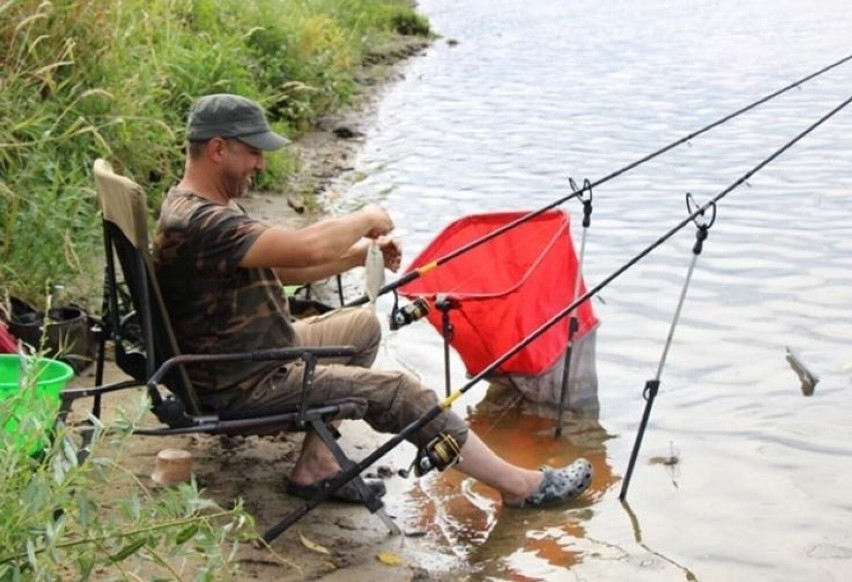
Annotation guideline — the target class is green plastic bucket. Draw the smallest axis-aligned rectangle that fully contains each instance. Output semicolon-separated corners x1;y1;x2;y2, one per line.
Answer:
0;353;74;454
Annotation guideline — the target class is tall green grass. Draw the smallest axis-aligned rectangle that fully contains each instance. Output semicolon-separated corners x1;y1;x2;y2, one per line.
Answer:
0;0;430;307
1;3;430;573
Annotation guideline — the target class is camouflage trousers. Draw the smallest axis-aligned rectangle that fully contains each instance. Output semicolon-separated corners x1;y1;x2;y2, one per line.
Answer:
236;307;468;448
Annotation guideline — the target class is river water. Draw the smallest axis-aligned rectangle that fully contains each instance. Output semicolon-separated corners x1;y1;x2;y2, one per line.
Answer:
334;1;852;580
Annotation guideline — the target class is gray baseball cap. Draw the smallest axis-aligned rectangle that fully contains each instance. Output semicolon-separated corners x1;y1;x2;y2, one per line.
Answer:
185;93;289;151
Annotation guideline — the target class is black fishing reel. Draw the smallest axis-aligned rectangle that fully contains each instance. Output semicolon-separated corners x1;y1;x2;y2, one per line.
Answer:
398;433;462;478
389;295;430;330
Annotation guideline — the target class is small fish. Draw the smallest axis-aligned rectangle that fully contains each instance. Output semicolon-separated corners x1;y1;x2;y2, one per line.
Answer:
364;241;385;312
785;346;819;397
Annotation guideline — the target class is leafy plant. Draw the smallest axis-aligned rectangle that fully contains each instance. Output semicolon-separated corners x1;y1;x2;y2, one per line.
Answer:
0;377;253;580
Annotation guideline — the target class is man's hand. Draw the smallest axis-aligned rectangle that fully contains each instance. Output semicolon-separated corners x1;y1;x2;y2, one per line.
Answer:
361;205;394;239
375;236;402;272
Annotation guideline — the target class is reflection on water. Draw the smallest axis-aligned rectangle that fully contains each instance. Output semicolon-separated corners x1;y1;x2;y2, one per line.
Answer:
621;500;698;581
405;383;617;579
402;386;701;580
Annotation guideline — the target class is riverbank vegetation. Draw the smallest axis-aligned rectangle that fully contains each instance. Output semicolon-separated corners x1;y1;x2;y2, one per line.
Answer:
0;0;430;307
1;0;429;576
0;385;253;579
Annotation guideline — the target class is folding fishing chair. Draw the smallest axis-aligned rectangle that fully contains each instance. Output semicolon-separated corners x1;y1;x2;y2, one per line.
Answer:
59;159;397;541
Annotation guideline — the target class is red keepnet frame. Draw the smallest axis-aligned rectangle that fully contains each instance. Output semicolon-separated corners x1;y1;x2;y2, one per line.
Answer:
399;210;598;377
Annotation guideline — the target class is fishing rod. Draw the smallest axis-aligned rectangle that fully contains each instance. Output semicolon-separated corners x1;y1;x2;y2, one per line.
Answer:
263;92;852;541
344;52;852;308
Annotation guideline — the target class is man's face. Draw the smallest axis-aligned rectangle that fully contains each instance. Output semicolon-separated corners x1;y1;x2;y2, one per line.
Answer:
220;138;265;199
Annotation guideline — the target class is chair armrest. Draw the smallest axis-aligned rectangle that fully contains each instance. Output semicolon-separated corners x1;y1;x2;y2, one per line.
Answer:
60;378;144;403
147;345;356;392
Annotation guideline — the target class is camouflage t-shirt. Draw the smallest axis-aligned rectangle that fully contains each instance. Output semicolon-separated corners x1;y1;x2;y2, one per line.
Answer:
153;188;295;400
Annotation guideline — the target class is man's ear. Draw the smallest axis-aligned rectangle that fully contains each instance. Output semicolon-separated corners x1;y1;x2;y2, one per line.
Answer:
207;137;228;163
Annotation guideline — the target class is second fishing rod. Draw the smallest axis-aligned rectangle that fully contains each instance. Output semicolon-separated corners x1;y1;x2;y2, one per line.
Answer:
262;90;852;542
344;52;852;309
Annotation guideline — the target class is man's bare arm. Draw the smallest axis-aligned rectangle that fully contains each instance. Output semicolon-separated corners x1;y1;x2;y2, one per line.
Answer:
240;206;393;270
275;237;402;285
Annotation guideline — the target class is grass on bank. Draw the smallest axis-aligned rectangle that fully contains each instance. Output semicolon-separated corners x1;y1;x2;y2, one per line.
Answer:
0;0;430;576
0;0;430;308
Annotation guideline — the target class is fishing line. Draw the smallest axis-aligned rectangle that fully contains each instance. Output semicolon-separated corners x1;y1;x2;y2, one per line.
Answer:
261;91;852;540
344;51;852;307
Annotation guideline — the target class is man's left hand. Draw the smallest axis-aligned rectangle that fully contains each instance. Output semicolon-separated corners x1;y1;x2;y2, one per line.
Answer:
376;236;402;272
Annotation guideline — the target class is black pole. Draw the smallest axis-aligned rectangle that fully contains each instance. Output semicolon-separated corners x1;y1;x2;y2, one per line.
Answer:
335;274;345;306
619;195;715;501
436;294;457;399
618;379;660;501
555;316;580;438
555;182;592;438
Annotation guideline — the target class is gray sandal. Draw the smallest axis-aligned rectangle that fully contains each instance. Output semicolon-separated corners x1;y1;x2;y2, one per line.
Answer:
510;458;593;508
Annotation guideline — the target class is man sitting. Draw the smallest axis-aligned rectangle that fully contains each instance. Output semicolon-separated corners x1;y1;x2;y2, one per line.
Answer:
152;93;593;507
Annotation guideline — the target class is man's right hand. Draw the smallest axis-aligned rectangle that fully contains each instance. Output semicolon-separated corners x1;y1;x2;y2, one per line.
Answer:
361;205;394;239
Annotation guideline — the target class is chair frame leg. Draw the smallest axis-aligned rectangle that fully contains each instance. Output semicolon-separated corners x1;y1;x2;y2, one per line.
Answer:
262;419;400;543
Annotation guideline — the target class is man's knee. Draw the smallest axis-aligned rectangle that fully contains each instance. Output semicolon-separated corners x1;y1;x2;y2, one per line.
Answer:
380;371;469;448
344;308;380;366
354;308;381;347
303;307;381;366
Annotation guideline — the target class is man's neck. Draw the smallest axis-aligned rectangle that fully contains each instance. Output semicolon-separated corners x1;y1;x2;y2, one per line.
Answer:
177;173;228;205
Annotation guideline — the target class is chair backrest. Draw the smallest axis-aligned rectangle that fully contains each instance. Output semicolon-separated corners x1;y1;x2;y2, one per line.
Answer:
93;159;202;415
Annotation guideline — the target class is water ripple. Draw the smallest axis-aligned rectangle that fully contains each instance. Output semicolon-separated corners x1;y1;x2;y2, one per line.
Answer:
339;0;852;579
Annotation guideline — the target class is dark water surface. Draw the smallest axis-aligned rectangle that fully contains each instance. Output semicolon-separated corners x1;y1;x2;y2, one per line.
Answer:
334;1;852;580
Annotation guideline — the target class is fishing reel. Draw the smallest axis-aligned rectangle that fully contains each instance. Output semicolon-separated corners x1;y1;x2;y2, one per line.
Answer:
389;294;430;330
398;432;462;478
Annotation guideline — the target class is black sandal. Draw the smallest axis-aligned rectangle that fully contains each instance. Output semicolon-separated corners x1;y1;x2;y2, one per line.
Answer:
285;473;387;503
